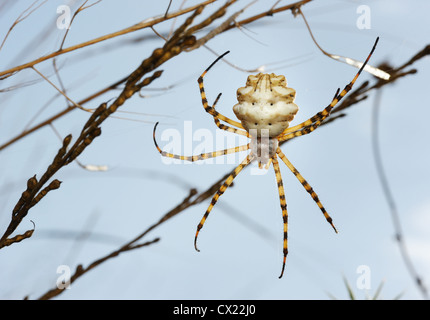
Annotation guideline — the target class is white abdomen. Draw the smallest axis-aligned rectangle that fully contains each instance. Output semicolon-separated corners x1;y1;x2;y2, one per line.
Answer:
233;73;299;138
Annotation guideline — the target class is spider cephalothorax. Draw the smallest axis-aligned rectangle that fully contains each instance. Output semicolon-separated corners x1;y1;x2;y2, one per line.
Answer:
233;73;299;138
153;38;379;278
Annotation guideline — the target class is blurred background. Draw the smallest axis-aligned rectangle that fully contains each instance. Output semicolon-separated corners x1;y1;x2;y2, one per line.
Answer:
0;0;429;300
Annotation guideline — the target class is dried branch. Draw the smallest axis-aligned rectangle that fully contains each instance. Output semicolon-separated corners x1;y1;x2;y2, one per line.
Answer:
0;0;217;79
280;43;430;135
58;0;102;51
371;90;428;300
185;0;255;51
0;221;35;248
228;0;312;31
1;0;243;249
37;237;160;300
0;0;313;153
0;70;161;248
0;0;48;52
31;66;91;112
277;42;430;299
0;75;128;152
37;166;235;299
289;42;424;132
295;6;390;80
34;41;430;297
2;0;428;300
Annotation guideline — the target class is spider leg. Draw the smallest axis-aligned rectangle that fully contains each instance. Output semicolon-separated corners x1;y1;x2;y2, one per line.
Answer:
278;108;333;142
153;122;250;161
265;158;273;169
195;153;254;252
277;148;338;233
279;87;340;142
280;37;379;139
211;93;249;137
272;155;289;279
198;51;245;130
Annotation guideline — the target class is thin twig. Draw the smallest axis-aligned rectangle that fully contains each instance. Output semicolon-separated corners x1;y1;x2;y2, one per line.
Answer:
2;0;429;300
36;153;244;299
0;0;48;52
58;0;102;50
0;0;239;250
0;0;217;78
31;66;91;112
0;75;128;152
371;89;428;300
296;6;390;80
229;0;312;31
0;0;311;152
185;0;255;51
37;237;160;300
165;0;173;18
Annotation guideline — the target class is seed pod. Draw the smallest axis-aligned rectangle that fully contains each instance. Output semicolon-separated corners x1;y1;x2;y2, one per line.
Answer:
27;175;38;190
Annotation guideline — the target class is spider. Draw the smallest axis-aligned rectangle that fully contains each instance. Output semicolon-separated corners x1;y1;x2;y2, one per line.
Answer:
153;37;379;278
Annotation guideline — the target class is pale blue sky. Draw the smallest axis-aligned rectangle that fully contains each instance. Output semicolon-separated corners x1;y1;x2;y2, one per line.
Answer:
0;0;429;300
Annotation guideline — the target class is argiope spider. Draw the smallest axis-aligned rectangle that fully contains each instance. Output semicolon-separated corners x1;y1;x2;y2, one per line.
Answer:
153;37;379;278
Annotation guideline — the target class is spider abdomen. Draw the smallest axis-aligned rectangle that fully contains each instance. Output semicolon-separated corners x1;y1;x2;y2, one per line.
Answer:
233;73;299;137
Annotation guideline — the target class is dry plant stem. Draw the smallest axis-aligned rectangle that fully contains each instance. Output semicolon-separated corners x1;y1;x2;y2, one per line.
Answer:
278;46;429;297
395;44;430;71
1;0;428;297
1;221;35;248
0;0;313;153
371;90;428;300
0;75;129;152
165;0;173;18
36;42;430;299
322;44;430;124
58;0;102;50
38;237;160;300
0;0;311;79
202;44;264;73
228;0;313;31
31;66;90;112
0;0;48;52
0;4;426;246
276;44;430;142
51;0;102;100
37;167;236;300
0;172;62;249
0;0;217;79
295;6;390;80
58;0;88;51
0;1;237;249
167;0;188;39
185;0;253;52
0;76;160;248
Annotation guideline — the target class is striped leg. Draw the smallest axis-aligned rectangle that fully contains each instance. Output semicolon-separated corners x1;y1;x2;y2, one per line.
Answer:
262;158;272;170
211;93;249;137
153;122;249;162
198;51;245;130
272;155;289;279
195;153;254;251
279;37;379;141
278;112;331;142
277;148;338;233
